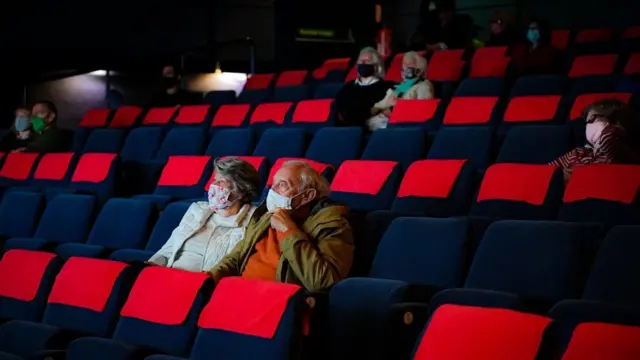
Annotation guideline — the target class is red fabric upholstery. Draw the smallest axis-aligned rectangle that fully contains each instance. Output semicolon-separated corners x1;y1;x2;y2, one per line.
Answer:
385;51;427;82
174;105;211;125
245;74;275;90
623;26;640;39
212;104;251;127
312;58;350;79
120;267;208;325
0;250;57;301
503;95;561;123
292;99;333;123
143;107;178;125
205;156;265;190
79;109;110;128
276;70;308;87
198;277;301;339
427;50;465;81
0;153;39;180
267;158;331;186
569;93;632;120
250;103;292;125
443;97;498;125
551;30;571;50
470;46;509;77
561;322;640;360
575;28;614;43
477;164;556;205
563;164;640;204
33;153;74;181
157;156;211;187
48;258;128;312
624;53;640;75
330;160;397;195
569;54;617;78
110;106;143;128
414;304;552;360
397;159;466;198
71;153;117;183
389;99;440;124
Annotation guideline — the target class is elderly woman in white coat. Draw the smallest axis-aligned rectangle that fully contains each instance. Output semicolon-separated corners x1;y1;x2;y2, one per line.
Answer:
147;157;260;272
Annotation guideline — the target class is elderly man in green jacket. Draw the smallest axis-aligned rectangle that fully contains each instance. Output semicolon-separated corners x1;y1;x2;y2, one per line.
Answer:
209;160;353;292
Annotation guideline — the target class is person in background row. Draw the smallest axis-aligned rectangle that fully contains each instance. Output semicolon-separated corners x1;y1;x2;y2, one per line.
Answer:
550;99;640;183
148;157;259;272
425;2;475;51
210;161;354;292
17;101;70;153
0;108;32;152
150;65;194;107
510;19;562;76
367;51;435;131
335;47;395;129
486;11;518;47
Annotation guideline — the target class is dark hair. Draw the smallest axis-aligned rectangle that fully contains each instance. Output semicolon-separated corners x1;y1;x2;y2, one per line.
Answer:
582;99;635;128
34;100;58;116
528;18;552;44
163;64;181;76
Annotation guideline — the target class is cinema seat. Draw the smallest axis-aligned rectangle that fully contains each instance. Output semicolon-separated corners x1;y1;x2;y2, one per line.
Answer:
210;104;251;133
290;99;335;133
468;46;510;78
0;192;45;247
173;105;211;127
204;128;255;158
249;102;294;135
82;129;127;154
330;160;402;212
73;109;112;152
499;95;562;134
0;257;134;359
66;153;120;205
66;267;211;359
427;127;493;171
0;153;39;189
28;153;78;193
561;322;640;360
497;126;571;164
141;107;178;127
305;127;363;168
0;250;63;322
252;128;307;166
109;106;143;128
387;99;441;131
442;97;499;126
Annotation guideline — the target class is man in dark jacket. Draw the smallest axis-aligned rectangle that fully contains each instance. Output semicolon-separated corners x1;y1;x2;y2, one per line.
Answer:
18;101;69;153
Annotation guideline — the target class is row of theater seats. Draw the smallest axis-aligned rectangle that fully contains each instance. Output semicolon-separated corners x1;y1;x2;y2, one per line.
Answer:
2;217;640;359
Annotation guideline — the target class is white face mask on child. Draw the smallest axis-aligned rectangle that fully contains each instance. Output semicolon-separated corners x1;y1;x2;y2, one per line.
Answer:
586;121;607;146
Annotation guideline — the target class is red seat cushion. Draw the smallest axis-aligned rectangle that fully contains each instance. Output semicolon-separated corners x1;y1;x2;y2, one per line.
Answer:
427;50;465;81
110;106;143;128
569;54;617;78
174;105;211;125
561;322;640;360
575;28;614;43
276;70;308;87
623;26;640;39
33;153;74;181
624;53;640;75
198;277;302;339
157;156;211;187
71;153;117;183
244;74;274;90
470;46;509;78
79;109;110;128
414;304;552;360
120;267;208;325
143;107;178;125
477;164;556;205
443;97;498;125
48;257;128;312
563;164;640;204
397;159;466;198
212;104;251;127
551;30;571;50
292;99;333;123
250;103;292;125
267;158;331;186
0;153;39;180
0;250;57;301
312;58;350;79
390;99;440;125
503;95;561;123
331;160;398;195
569;93;632;121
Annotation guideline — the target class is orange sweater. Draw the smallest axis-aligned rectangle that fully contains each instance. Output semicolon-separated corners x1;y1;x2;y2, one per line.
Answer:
242;228;295;281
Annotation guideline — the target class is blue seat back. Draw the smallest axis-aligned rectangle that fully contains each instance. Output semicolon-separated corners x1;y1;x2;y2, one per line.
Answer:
82;129;127;154
362;129;426;171
253;128;307;165
155;127;206;161
306;127;363;167
497;125;571;164
0;192;45;238
34;195;96;245
205;128;255;158
86;199;156;250
119;127;164;163
427;126;493;170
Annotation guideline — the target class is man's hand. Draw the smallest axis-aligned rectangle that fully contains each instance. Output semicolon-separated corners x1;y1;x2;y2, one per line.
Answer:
12;147;26;153
144;261;158;266
270;209;298;233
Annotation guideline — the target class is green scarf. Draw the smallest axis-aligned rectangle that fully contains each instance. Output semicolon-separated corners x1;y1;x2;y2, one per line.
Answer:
394;77;420;97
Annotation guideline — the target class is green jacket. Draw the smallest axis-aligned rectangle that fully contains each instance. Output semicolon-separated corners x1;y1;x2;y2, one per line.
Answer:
210;198;354;292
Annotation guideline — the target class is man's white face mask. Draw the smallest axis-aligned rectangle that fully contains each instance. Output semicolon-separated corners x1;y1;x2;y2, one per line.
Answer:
266;189;302;212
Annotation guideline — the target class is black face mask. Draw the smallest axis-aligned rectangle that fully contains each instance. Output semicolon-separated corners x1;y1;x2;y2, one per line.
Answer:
357;64;376;78
163;76;178;89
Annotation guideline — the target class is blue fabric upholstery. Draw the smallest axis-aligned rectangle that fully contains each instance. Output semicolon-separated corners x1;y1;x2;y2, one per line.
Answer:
82;129;127;154
0;321;63;358
253;128;307;166
313;83;343;99
70;156;120;206
120;128;165;163
566;75;620;99
29;154;78;191
427;126;493;170
429;288;522;314
237;89;271;105
189;292;304;360
361;129;426;171
305;127;363;167
204;90;236;108
391;162;474;217
0;351;21;360
0;192;45;240
582;226;640;305
509;75;566;97
67;337;141;360
154;128;206;162
136;160;212;207
272;85;309;102
558;198;640;227
55;199;156;259
330;163;402;212
110;202;190;263
497;125;571;164
327;278;409;360
370;217;468;289
205;128;255;158
465;220;584;307
454;78;503;97
145;356;185;360
0;257;63;322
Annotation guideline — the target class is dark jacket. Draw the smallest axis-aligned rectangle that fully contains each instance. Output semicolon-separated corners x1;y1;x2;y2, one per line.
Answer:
24;125;70;153
335;80;395;128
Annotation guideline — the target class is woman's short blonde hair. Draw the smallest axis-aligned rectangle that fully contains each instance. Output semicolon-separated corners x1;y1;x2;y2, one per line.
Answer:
358;47;386;78
403;51;428;73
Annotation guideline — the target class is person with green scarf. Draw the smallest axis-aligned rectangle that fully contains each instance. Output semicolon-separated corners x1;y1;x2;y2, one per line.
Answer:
14;101;70;153
367;51;434;131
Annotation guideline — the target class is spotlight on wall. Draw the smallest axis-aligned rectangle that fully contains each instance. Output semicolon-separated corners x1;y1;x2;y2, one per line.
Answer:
89;70;107;76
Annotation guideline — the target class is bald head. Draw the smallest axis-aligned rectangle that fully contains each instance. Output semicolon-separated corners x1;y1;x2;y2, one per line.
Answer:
271;161;331;209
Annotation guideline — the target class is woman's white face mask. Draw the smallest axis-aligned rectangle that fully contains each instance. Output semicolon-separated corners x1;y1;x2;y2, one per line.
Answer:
208;184;236;212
